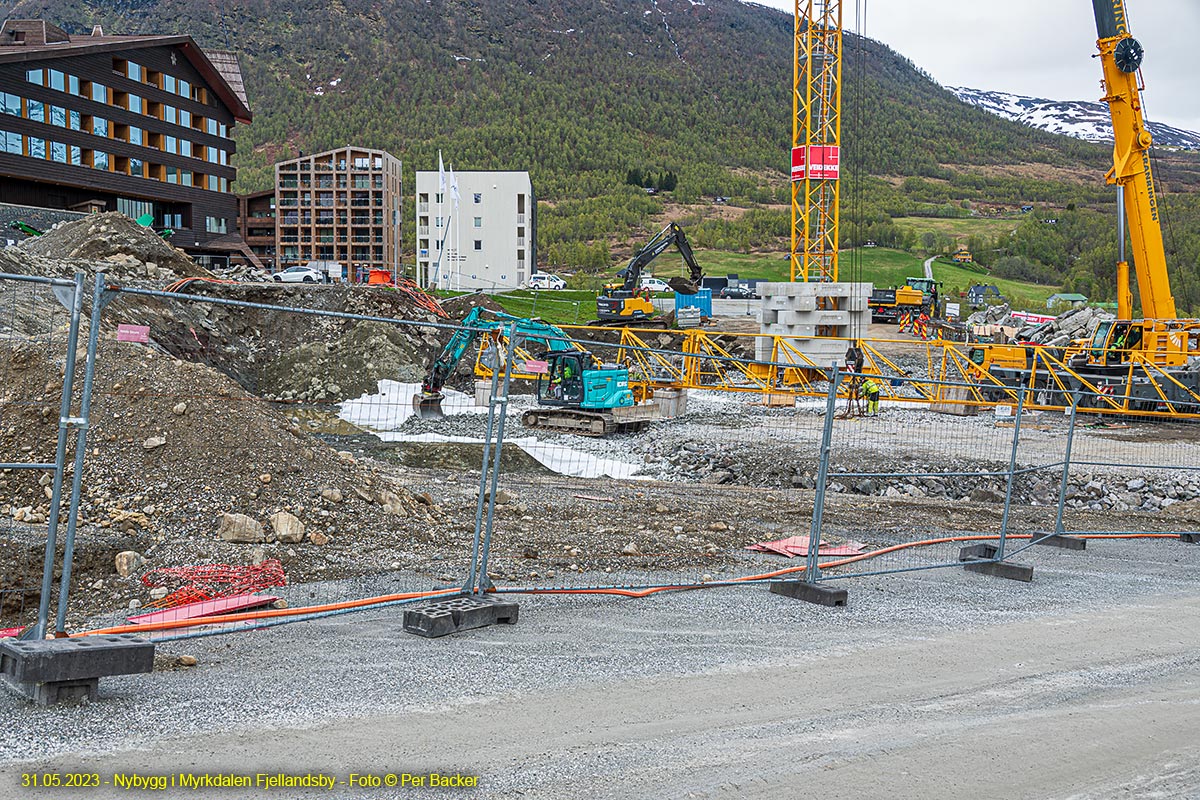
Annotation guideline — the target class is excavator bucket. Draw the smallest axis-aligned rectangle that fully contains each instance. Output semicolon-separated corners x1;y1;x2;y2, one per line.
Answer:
412;392;445;420
667;277;700;295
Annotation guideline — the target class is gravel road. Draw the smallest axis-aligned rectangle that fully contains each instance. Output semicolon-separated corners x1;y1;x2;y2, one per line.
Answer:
3;536;1200;799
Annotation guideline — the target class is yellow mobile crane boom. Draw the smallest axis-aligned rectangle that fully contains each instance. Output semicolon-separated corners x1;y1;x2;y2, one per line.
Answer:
1092;0;1175;320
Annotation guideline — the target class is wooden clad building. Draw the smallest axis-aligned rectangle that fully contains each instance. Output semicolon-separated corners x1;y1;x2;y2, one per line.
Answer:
0;19;253;262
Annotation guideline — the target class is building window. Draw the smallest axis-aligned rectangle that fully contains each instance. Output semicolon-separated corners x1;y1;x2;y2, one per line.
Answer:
129;95;143;114
48;70;65;92
3;131;21;154
435;217;443;228
179;109;191;127
127;62;142;81
70;145;81;166
474;240;482;251
473;193;482;204
92;117;109;137
51;141;67;162
166;166;177;184
178;79;190;99
207;146;218;163
165;135;177;154
205;216;227;234
181;170;192;186
27;102;44;123
164;75;176;94
207;175;219;191
48;106;65;126
165;106;177;124
68;75;80;95
130;158;143;177
69;110;81;130
1;92;20;116
94;151;108;170
28;137;45;159
26;69;43;86
180;140;192;157
206;118;217;136
91;84;106;104
130;128;143;146
473;217;482;228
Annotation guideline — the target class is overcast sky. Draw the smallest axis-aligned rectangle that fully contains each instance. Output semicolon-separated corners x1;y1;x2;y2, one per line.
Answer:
749;0;1200;132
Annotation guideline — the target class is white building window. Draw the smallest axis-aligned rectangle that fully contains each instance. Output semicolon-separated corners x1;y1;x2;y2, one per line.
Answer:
473;217;482;228
474;240;482;250
473;193;481;203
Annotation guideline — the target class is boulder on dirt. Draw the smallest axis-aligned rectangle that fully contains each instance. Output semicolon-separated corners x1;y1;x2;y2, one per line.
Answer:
269;511;306;544
217;513;265;543
114;551;145;577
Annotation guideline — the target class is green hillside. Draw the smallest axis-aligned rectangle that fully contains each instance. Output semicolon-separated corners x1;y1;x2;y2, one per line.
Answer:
8;0;1200;312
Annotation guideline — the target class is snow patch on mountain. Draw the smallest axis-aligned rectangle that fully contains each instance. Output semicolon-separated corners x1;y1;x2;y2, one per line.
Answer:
949;87;1200;150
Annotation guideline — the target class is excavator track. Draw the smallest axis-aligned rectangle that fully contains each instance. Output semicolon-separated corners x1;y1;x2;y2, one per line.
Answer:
521;409;652;437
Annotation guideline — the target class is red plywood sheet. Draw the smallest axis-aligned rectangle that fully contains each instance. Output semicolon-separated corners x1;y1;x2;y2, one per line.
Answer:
126;593;278;625
747;536;867;558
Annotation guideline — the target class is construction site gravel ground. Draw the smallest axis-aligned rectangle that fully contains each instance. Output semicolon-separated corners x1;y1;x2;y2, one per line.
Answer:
3;218;1200;797
2;538;1199;799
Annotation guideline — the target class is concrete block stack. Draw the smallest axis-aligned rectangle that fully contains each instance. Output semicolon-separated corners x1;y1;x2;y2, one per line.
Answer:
756;282;872;367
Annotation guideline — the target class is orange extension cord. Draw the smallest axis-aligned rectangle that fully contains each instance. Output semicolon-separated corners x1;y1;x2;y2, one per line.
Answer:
72;532;1182;637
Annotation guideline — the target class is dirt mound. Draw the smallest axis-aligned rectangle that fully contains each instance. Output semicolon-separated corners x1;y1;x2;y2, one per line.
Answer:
18;212;212;280
104;283;451;402
0;340;450;625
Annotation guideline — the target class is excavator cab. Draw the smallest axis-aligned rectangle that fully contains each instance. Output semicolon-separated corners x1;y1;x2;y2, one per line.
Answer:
537;352;588;406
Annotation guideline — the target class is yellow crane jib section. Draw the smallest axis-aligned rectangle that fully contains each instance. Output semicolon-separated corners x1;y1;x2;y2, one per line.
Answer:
791;0;842;283
1092;0;1176;320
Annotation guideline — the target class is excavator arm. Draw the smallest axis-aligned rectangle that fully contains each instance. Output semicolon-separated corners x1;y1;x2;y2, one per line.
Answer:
1091;0;1176;320
616;222;703;295
415;307;583;417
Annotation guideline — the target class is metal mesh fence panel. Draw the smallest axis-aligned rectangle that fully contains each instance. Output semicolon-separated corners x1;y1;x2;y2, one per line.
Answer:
0;273;83;637
1051;385;1200;539
73;284;480;639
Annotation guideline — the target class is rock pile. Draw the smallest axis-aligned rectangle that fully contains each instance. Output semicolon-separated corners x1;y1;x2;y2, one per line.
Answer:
17;212;212;280
966;303;1114;346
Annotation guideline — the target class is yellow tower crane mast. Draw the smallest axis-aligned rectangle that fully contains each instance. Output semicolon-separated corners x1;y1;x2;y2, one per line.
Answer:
791;0;843;283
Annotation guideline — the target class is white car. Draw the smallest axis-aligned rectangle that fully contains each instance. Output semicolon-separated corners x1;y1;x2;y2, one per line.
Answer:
640;277;671;293
527;273;567;290
273;266;326;284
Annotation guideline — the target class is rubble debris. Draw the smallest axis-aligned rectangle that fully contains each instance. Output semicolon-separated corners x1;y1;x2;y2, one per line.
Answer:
17;212;213;280
966;303;1114;346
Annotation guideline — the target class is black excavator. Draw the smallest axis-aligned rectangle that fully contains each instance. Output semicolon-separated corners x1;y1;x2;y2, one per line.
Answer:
596;222;703;322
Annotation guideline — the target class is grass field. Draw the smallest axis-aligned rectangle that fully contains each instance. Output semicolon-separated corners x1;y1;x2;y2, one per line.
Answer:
893;216;1023;240
693;248;1059;310
443;245;1059;322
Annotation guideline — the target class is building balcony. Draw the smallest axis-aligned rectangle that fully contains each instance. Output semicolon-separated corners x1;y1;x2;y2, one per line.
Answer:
517;237;526;247
517;214;526;224
418;203;429;213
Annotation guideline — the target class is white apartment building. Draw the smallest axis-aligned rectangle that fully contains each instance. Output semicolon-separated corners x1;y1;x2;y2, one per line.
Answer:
414;170;535;290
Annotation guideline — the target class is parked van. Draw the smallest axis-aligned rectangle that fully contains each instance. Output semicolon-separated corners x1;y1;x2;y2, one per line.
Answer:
527;273;567;290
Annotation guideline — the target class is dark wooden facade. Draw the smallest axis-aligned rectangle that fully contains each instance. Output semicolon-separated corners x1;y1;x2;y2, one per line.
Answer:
0;22;251;254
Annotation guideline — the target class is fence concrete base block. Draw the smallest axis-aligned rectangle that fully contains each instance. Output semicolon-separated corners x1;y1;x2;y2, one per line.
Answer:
1181;533;1200;544
1029;531;1087;551
769;580;847;607
0;634;154;706
403;595;520;639
958;544;1033;583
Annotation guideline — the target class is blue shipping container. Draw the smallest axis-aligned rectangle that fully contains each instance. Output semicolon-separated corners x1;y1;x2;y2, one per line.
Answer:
675;288;712;317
